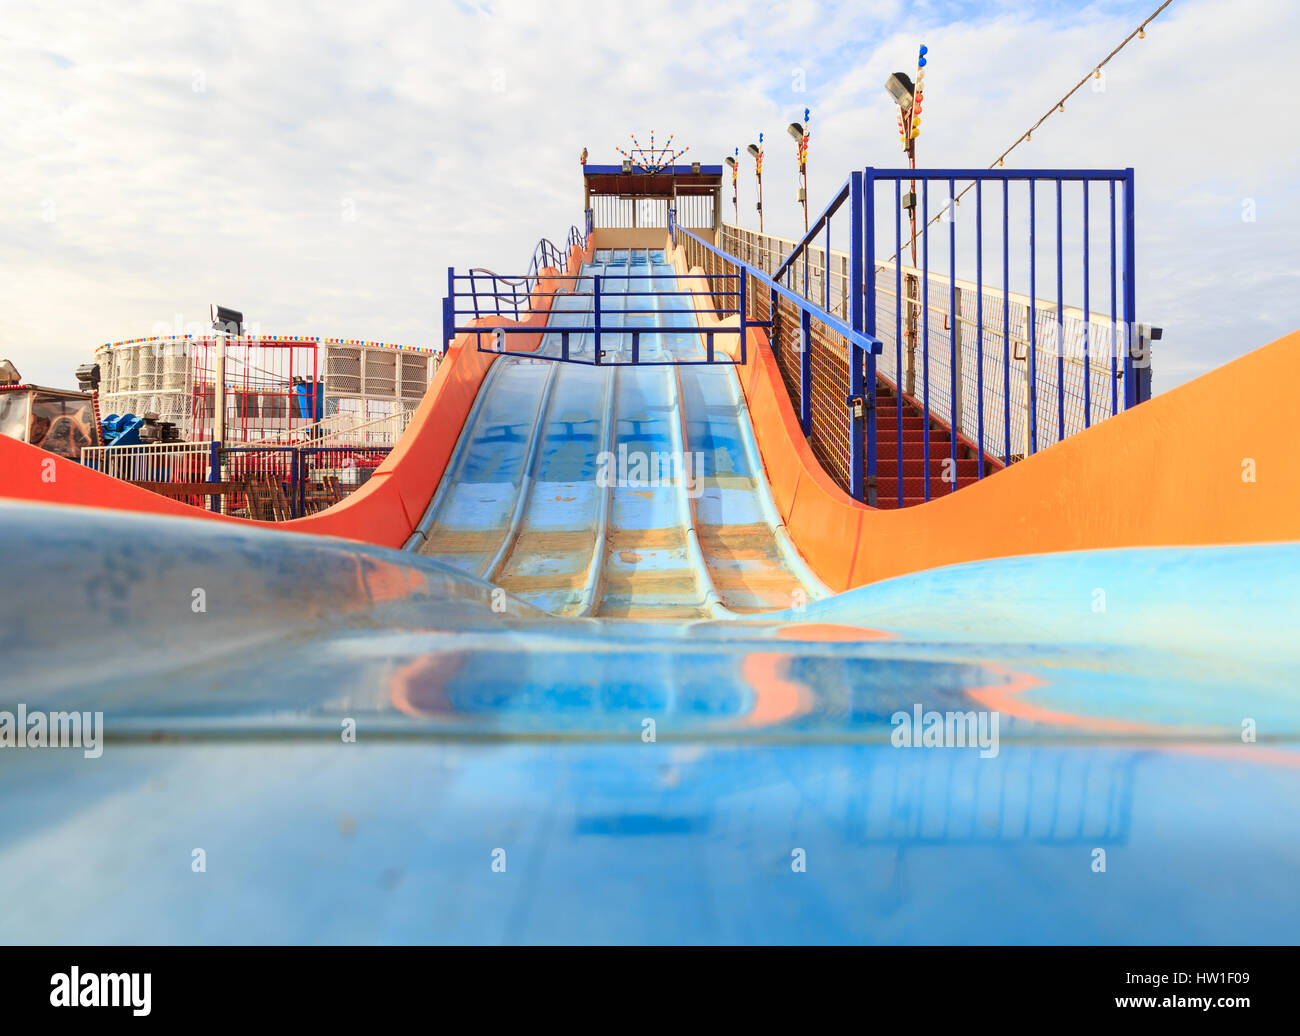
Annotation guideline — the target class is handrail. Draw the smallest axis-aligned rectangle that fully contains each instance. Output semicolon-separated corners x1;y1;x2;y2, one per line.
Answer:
702;165;1143;509
670;215;881;360
447;267;749;368
672;186;884;503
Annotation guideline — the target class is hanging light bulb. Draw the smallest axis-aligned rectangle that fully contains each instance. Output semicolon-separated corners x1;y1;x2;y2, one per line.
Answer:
1025;131;1031;142
1094;68;1102;79
998;158;1005;167
1058;102;1065;113
1139;27;1145;39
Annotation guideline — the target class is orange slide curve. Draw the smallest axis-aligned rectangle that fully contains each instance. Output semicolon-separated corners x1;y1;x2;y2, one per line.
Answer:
0;236;595;549
667;233;1300;591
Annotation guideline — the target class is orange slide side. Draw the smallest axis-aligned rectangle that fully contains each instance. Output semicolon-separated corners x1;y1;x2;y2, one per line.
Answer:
667;235;1300;591
5;231;1298;591
0;238;595;548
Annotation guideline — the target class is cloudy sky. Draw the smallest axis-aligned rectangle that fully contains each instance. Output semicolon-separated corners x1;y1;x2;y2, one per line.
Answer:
2;0;1296;392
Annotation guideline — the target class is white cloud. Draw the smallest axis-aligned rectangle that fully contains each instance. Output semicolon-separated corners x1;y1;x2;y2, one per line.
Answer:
0;0;1296;394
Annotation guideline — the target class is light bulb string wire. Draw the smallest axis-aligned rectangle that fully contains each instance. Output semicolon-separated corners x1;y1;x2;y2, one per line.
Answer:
882;0;1173;268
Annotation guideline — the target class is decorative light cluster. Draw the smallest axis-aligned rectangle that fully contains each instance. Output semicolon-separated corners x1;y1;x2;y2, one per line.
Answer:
898;44;928;148
615;130;690;172
797;108;810;169
95;335;437;353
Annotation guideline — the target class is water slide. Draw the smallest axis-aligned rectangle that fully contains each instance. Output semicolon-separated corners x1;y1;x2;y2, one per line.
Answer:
412;248;825;618
3;232;1300;943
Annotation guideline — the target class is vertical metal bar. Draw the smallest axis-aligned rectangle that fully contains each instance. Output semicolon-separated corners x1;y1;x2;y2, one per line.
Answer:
1109;180;1118;416
1028;178;1038;456
1002;180;1011;466
1123;168;1138;408
1082;181;1091;428
800;308;812;437
824;221;832;311
864;167;877;507
208;439;221;513
975;180;985;479
895;178;904;506
948;177;958;484
296;448;307;519
593;274;602;364
1056;178;1065;445
739;270;748;366
445;268;455;348
921;178;930;501
849;170;865;502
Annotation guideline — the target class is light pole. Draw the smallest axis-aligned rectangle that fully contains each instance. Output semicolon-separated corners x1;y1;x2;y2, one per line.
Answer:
787;108;810;233
747;135;764;234
885;44;928;394
724;151;738;225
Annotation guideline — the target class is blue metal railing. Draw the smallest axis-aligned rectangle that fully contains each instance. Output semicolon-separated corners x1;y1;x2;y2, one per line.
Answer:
442;222;591;356
704;166;1144;506
863;167;1138;505
670;199;885;502
445;267;749;367
220;444;392;519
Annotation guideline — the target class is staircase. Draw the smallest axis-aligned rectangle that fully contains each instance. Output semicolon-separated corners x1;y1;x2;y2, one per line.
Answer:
872;381;999;509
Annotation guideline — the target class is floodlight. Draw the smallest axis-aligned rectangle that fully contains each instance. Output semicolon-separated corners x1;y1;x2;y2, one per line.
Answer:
885;72;915;110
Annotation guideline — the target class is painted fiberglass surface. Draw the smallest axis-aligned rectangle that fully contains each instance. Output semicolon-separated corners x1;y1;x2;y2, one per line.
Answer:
1;501;1299;943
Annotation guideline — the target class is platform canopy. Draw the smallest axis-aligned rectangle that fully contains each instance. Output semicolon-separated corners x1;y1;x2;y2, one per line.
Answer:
582;163;723;197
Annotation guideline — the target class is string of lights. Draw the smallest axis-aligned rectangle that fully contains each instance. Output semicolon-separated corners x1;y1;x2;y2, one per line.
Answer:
96;335;438;353
895;0;1173;259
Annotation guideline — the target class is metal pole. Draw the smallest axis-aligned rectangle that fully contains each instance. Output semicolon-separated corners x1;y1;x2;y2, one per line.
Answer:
593;274;603;363
1123;168;1138;408
213;331;226;445
863;168;877;507
848;169;865;503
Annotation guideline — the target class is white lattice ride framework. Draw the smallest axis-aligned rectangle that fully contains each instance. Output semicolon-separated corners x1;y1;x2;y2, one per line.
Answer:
94;336;439;444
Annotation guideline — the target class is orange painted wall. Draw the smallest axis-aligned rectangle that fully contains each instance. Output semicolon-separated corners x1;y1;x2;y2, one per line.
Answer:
0;238;594;548
667;235;1300;590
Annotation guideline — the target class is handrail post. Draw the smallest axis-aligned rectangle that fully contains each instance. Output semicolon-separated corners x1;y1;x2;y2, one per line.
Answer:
848;169;865;502
862;167;877;507
295;447;307;519
208;439;221;514
739;272;748;365
799;309;812;437
593;274;602;364
445;267;455;349
1122;167;1139;408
